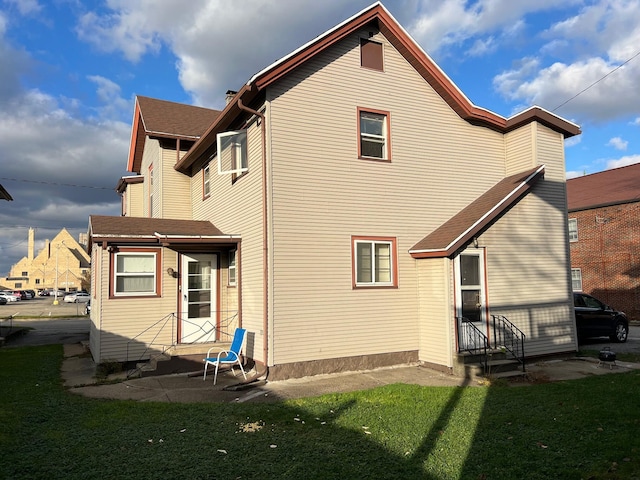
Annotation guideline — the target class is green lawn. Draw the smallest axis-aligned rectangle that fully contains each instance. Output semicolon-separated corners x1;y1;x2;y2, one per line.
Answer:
1;346;639;479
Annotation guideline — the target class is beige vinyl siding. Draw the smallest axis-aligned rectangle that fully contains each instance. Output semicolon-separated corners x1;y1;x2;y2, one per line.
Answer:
505;124;535;175
417;257;453;367
94;248;179;362
141;138;160;217
191;117;265;363
480;124;577;356
266;30;507;365
160;143;192;219
127;183;144;217
89;245;101;362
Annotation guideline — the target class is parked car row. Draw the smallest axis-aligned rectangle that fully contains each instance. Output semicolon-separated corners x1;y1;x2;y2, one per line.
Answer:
0;289;91;305
0;289;37;302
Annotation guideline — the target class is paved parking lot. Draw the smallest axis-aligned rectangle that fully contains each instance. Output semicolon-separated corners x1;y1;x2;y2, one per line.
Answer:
0;295;89;319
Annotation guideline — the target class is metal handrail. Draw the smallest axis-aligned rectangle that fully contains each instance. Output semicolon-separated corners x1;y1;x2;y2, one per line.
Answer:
456;316;488;374
491;315;526;372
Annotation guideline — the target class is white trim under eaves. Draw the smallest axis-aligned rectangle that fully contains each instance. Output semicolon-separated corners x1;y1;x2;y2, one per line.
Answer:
409;164;545;255
153;233;241;241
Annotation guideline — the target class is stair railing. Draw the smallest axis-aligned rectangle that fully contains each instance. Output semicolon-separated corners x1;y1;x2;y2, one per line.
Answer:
456;316;488;374
491;315;525;372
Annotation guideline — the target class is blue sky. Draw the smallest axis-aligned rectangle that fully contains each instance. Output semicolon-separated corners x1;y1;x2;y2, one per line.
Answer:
0;0;639;277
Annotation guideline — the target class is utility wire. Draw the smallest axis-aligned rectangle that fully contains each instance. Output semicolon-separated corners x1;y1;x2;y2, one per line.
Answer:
552;49;640;112
0;176;114;190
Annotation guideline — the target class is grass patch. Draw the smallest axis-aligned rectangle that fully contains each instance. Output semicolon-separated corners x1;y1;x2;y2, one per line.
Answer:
1;346;639;479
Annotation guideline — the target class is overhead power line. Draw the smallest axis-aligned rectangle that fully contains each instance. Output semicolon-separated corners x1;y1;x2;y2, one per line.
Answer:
0;176;114;190
552;49;640;112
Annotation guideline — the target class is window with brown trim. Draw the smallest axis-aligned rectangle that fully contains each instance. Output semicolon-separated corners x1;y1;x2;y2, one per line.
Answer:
110;248;162;298
360;38;383;71
203;163;211;199
358;108;390;160
352;236;398;288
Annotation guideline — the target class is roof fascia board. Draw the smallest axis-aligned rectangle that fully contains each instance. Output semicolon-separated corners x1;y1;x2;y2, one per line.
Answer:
410;165;545;258
126;99;143;172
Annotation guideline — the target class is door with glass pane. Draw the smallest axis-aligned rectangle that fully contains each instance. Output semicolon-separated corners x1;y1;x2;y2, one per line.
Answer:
180;254;217;343
455;251;487;350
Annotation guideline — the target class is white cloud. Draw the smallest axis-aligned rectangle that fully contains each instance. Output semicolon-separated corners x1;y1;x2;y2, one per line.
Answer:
564;135;581;148
74;0;368;107
633;117;640;126
87;75;130;119
606;154;640;169
494;0;640;122
607;136;628;150
407;0;580;54
4;0;42;15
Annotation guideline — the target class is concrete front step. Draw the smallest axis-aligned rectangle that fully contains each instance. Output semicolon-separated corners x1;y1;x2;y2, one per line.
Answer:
134;342;234;377
460;358;524;379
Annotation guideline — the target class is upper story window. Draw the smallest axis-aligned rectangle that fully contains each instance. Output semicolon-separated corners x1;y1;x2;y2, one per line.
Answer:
352;236;397;288
360;38;383;71
568;218;578;242
148;164;155;217
217;130;248;175
571;268;583;292
112;249;161;297
358;108;390;161
203;163;211;198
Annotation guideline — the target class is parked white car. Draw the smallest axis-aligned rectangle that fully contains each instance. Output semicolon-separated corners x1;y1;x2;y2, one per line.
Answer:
63;292;91;303
0;291;19;302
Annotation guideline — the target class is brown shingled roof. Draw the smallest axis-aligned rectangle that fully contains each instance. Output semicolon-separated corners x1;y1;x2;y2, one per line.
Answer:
137;96;221;138
127;96;221;173
567;163;640;212
88;215;232;250
410;166;545;258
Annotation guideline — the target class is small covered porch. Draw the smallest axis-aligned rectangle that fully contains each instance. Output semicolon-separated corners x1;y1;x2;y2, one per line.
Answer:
411;167;546;376
87;215;244;369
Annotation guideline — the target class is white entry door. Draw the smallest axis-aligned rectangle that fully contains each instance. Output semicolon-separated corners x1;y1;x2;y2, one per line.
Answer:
180;253;217;343
455;250;487;350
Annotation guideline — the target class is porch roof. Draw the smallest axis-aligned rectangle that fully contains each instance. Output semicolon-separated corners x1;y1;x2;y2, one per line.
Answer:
409;165;545;259
88;215;239;250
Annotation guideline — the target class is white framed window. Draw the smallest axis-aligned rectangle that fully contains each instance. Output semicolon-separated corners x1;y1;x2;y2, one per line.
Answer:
112;250;160;297
217;130;248;175
571;268;582;291
568;218;578;242
228;250;236;286
352;236;397;287
358;108;390;160
203;163;211;198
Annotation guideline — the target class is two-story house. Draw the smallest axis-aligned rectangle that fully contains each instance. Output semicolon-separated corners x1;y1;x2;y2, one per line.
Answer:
88;2;581;379
567;163;640;321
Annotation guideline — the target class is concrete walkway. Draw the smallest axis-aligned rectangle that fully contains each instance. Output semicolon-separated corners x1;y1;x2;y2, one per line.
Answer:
61;343;640;404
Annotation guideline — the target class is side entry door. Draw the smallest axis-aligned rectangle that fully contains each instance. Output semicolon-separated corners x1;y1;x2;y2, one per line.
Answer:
456;251;487;350
180;253;217;343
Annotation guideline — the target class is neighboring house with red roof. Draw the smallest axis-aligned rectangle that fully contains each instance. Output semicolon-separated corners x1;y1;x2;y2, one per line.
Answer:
567;163;640;321
87;3;581;379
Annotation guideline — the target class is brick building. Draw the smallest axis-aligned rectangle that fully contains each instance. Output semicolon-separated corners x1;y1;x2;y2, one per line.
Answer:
567;163;640;321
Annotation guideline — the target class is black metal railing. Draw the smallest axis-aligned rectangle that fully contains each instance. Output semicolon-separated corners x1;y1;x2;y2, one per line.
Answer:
456;316;488;374
491;314;525;372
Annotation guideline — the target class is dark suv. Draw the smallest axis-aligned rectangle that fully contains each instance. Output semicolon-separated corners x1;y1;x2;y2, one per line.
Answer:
573;292;629;343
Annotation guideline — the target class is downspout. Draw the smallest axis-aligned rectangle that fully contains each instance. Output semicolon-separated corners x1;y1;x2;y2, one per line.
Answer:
237;98;269;381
